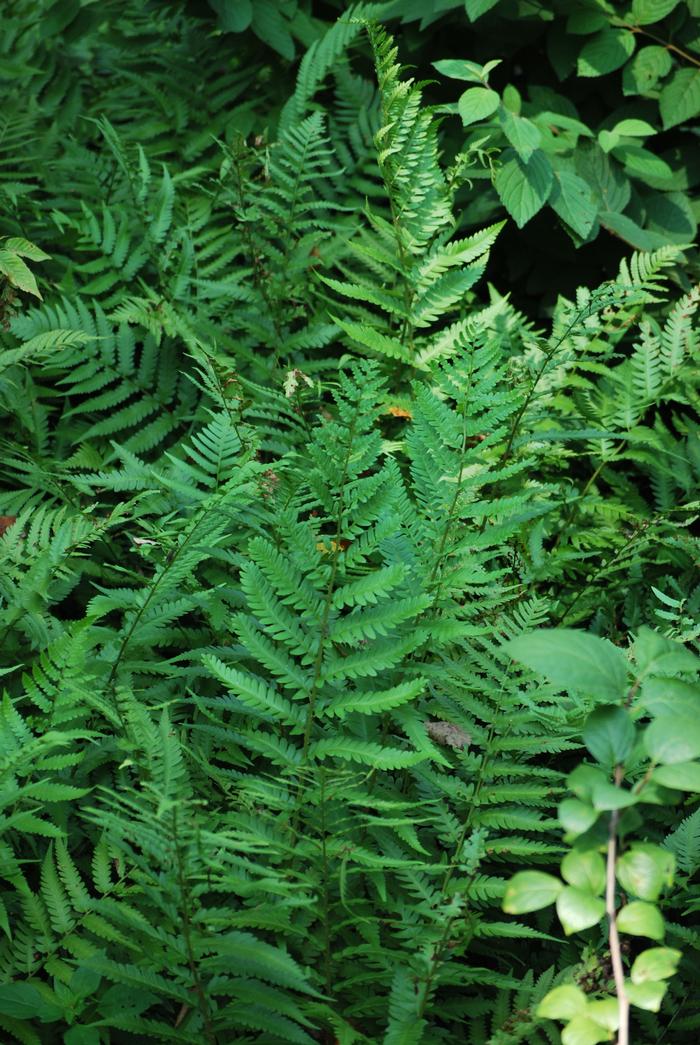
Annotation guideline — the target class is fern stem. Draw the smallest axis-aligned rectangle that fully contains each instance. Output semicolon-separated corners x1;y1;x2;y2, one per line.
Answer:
427;404;470;592
171;808;218;1045
228;140;286;366
553;517;653;625
500;291;614;465
319;768;334;999
548;455;614;555
105;507;209;691
300;405;360;763
606;767;629;1045
415;714;511;1021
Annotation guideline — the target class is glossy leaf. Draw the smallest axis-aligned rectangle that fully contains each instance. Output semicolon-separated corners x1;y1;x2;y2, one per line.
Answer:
631;947;682;984
640;678;700;718
652;762;700;792
494;149;553;228
561;1015;611;1045
660;69;700;130
537;984;588;1019
556;886;606;935
213;0;253;31
434;58;501;82
625;979;668;1011
499;108;541;161
617;901;665;940
578;29;636;78
505;629;627;700
559;798;599;837
626;45;672;93
561;849;606;895
645;716;700;765
592;780;639;811
616;844;675;900
465;0;500;19
550;169;597;238
568;764;608;801
583;704;635;766
503;871;563;913
631;0;681;24
586;998;619;1031
458;87;500;126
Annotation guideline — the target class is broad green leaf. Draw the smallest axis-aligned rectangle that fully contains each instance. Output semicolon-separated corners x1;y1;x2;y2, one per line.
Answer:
533;111;593;139
556;886;605;935
64;1029;101;1045
211;0;253;31
613;118;655;137
652;762;700;792
567;10;607;34
494;149;553;227
505;629;627;700
0;982;45;1019
614;145;674;181
641;678;700;718
561;849;606;895
598;129;619;153
568;764;608;801
583;705;635;766
617;901;665;940
71;966;102;998
586;999;619;1032
458;87;500;126
559;798;599;837
433;58;501;82
646;191;697;244
645;716;700;764
578;29;636;78
616;844;675;900
0;249;41;297
465;0;499;20
561;1015;610;1045
537;984;588;1020
502;84;521;114
251;0;294;59
626;45;672;94
590;780;639;811
625;979;668;1011
499;108;541;161
598;211;659;250
631;947;682;984
502;871;563;914
632;781;678;807
576;143;630;212
0;981;62;1021
648;649;700;675
633;626;699;675
660;69;700;129
632;0;680;24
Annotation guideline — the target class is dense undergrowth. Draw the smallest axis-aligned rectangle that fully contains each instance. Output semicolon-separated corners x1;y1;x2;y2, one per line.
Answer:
0;2;699;1043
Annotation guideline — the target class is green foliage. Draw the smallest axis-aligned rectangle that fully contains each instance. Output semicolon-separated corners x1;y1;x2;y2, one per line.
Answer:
504;626;700;1040
429;0;700;259
0;4;698;1045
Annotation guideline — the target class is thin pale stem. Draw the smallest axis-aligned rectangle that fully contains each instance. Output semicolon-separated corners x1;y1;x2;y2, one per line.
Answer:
607;767;629;1045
